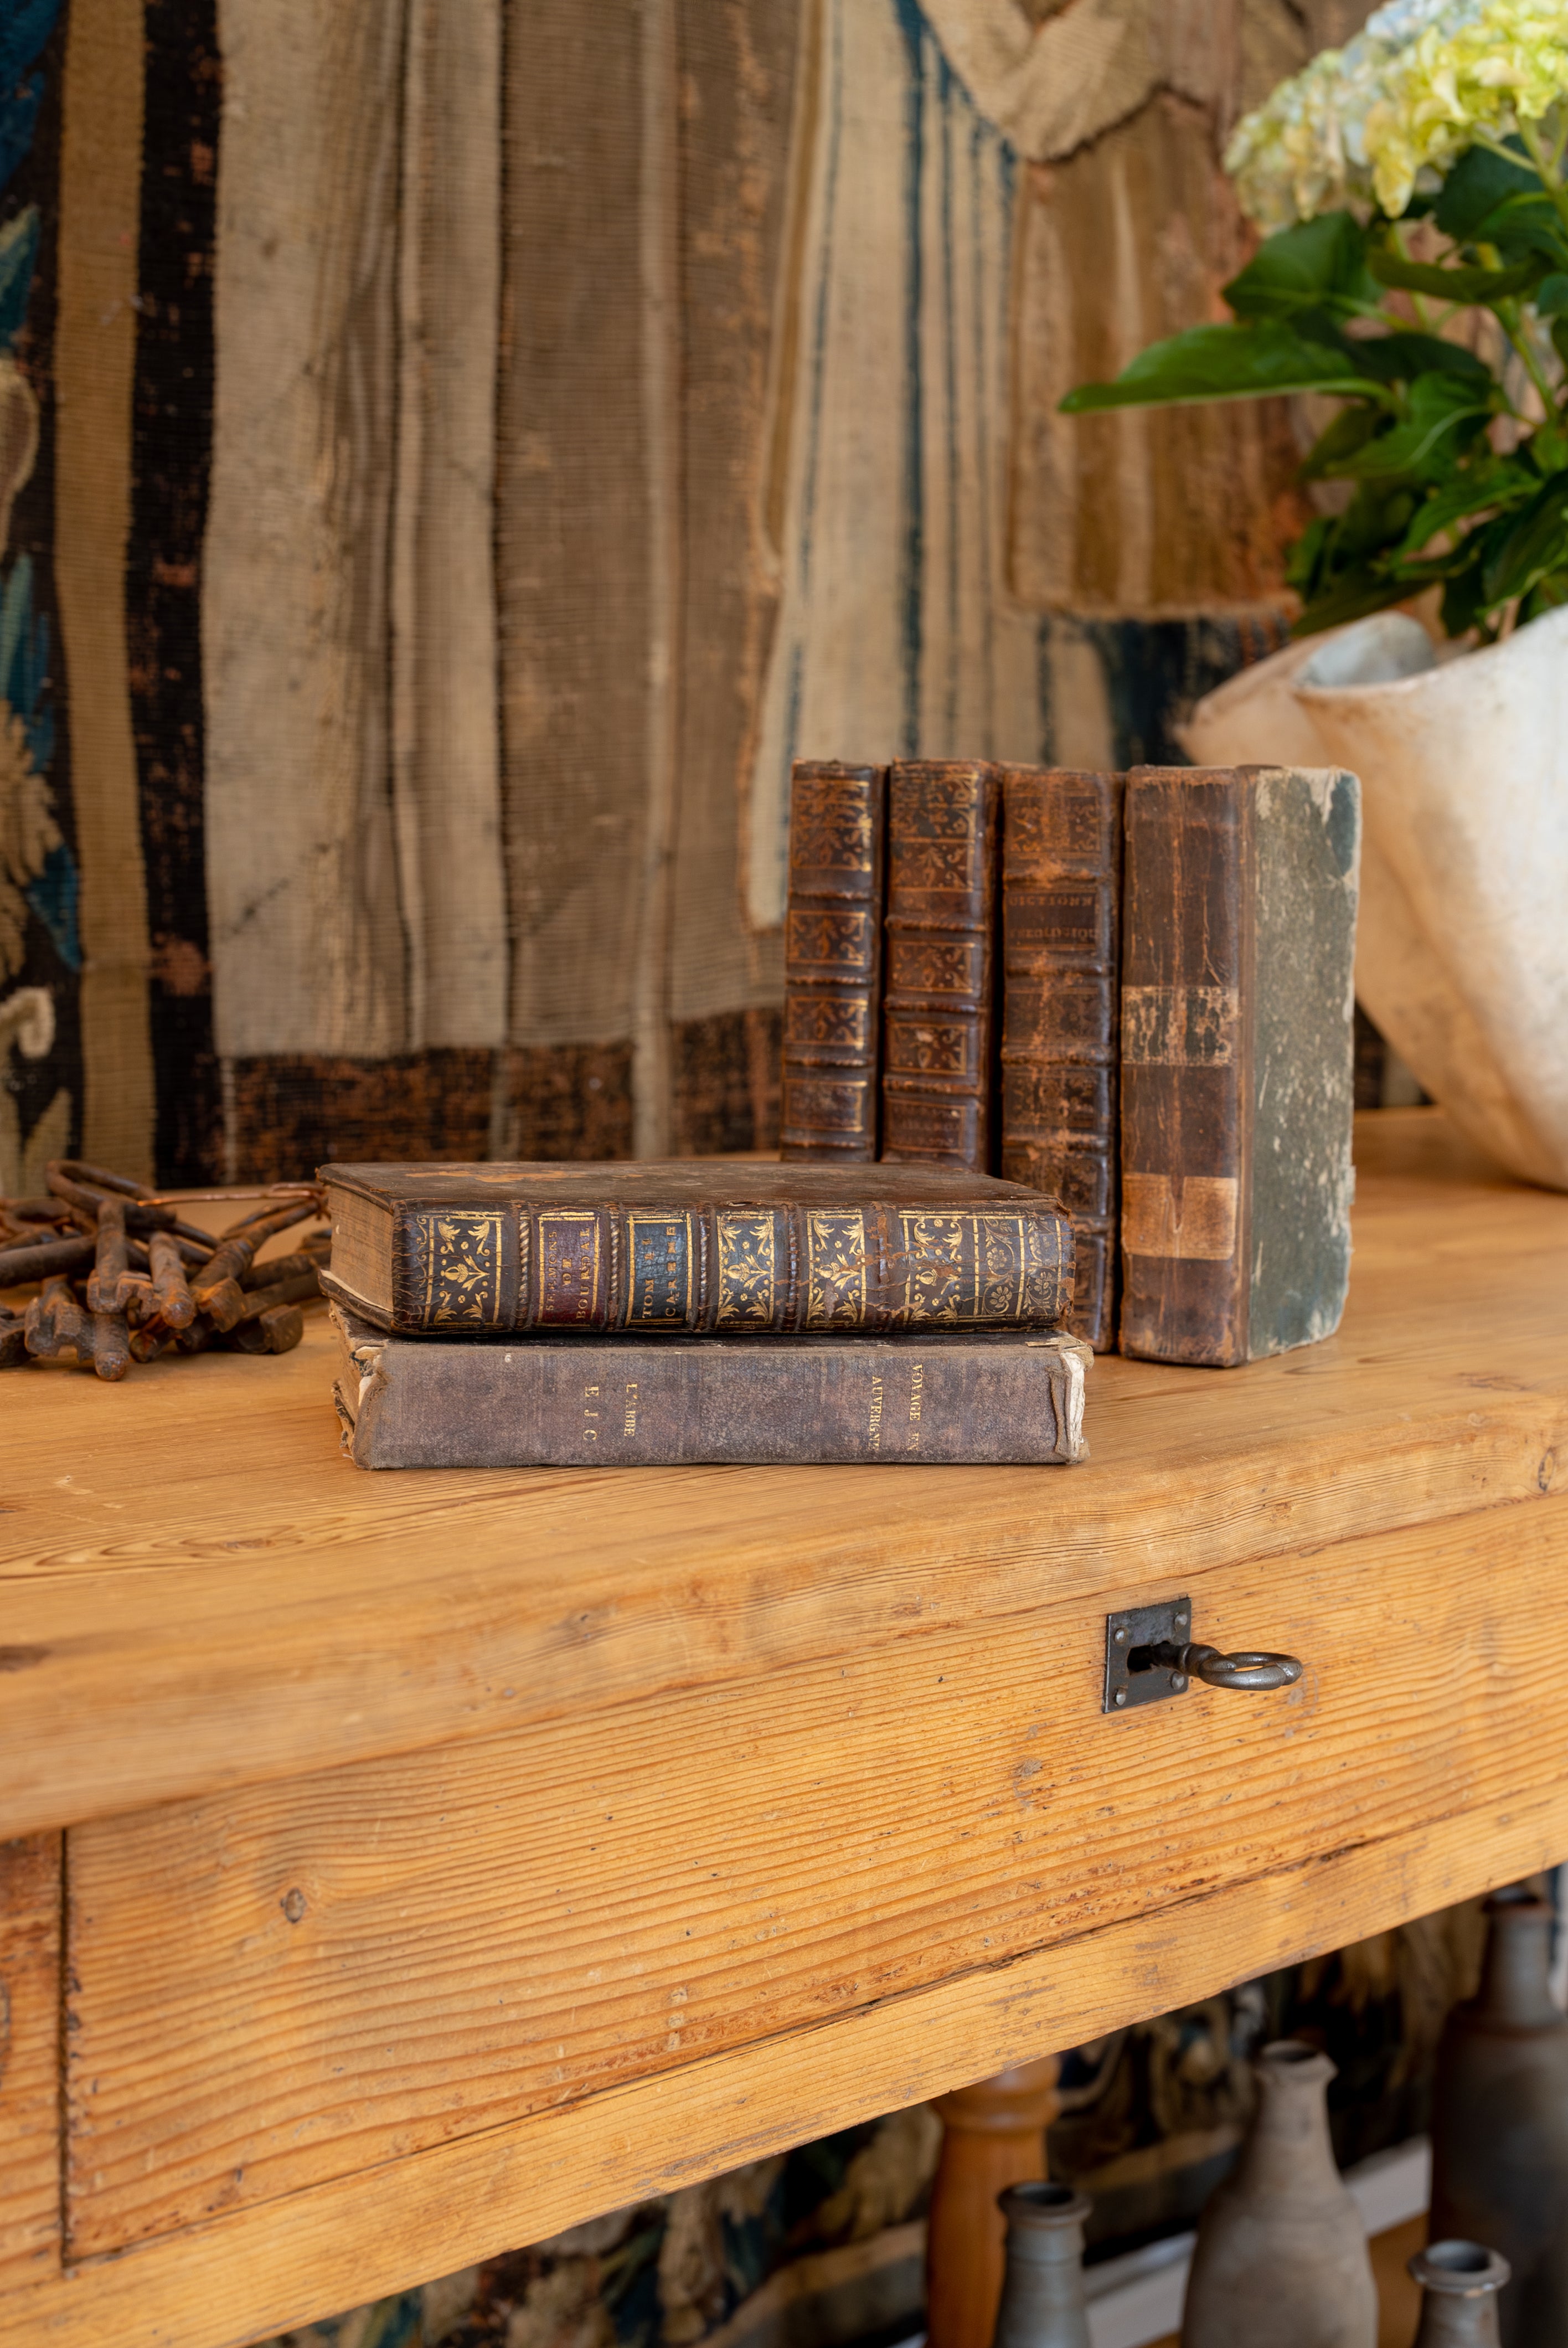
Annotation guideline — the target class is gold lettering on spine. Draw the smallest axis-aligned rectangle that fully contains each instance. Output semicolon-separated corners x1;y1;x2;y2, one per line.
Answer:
868;1375;883;1451
538;1211;602;1325
907;1362;925;1451
626;1212;692;1325
806;1211;867;1329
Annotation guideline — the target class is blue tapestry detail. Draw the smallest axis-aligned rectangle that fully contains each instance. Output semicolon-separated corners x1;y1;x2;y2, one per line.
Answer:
2;553;54;771
24;841;78;970
0;74;39;197
1090;614;1294;770
0;0;64;97
0;204;39;346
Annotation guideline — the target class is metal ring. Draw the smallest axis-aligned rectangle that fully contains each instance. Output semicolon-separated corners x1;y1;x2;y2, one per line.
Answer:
1188;1644;1304;1692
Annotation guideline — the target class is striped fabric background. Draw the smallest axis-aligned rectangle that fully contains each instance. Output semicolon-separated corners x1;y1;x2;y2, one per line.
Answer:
0;0;1354;1194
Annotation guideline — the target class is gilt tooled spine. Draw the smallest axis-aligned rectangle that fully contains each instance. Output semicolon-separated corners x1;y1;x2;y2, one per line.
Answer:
389;1196;1071;1335
881;760;1001;1172
998;766;1123;1353
1118;768;1254;1368
780;761;888;1160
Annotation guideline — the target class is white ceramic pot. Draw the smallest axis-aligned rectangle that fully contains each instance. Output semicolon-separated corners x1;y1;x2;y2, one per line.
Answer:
1182;606;1568;1190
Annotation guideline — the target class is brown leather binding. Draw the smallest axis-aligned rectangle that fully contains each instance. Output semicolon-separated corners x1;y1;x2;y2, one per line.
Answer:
998;767;1123;1351
1119;767;1253;1367
332;1308;1090;1468
319;1160;1073;1337
1119;763;1358;1367
780;761;888;1160
881;760;1001;1171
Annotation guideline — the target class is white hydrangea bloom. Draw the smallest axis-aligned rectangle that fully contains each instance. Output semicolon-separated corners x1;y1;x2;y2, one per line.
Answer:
1224;0;1493;226
1365;0;1568;214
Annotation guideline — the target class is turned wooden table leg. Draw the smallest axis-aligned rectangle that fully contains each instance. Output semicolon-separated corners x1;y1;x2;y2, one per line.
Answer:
925;2057;1060;2348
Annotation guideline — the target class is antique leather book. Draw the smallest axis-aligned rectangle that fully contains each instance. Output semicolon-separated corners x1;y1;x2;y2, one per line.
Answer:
882;759;1002;1171
331;1305;1089;1468
1119;765;1360;1367
319;1159;1073;1336
998;766;1123;1352
780;760;888;1160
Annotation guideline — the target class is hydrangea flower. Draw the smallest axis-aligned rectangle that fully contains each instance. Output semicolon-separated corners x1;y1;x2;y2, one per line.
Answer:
1224;0;1499;226
1364;0;1568;214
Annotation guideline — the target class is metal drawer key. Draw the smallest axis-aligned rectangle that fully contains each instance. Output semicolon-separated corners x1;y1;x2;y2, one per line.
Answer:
1102;1596;1304;1712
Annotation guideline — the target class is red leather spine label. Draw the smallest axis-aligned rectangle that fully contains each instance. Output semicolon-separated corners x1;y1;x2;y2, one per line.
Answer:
536;1208;612;1329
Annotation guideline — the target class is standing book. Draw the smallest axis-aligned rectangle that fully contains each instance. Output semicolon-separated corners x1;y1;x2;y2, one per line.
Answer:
1118;764;1360;1367
999;765;1123;1351
780;760;888;1161
881;759;1002;1171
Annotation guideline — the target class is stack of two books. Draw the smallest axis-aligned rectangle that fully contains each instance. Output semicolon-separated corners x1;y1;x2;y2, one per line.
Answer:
322;1162;1090;1469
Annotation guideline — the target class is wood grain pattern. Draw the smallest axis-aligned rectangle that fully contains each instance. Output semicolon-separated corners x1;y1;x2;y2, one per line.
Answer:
10;1784;1566;2348
63;1488;1568;2256
2;1116;1566;1842
0;1834;60;2289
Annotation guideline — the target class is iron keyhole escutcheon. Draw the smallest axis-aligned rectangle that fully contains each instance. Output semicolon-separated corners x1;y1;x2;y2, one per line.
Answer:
1102;1597;1304;1713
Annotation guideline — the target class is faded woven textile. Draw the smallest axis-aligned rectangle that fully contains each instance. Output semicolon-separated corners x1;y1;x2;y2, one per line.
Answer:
1;0;1368;1184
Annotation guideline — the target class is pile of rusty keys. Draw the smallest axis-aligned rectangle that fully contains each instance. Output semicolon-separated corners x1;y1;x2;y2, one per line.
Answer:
0;1160;329;1379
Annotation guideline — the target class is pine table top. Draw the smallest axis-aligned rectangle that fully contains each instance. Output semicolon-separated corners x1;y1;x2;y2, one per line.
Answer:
4;1109;1568;2348
3;1108;1565;1844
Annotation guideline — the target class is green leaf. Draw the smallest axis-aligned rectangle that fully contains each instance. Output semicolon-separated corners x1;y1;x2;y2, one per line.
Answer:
1393;459;1538;559
1335;372;1492;484
1520;568;1568;624
1435;140;1540;242
1484;473;1568;604
1367;244;1541;304
1286;481;1420;618
1440;555;1493;638
1059;322;1394;414
1285;513;1333;601
1345;331;1493;387
1432;142;1568;268
1224;211;1377;321
1539;274;1568;316
1299;403;1381;479
1293;568;1419;637
1530;424;1568;475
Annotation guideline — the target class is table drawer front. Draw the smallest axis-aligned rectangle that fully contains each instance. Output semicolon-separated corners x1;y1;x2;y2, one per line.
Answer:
64;1495;1568;2258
